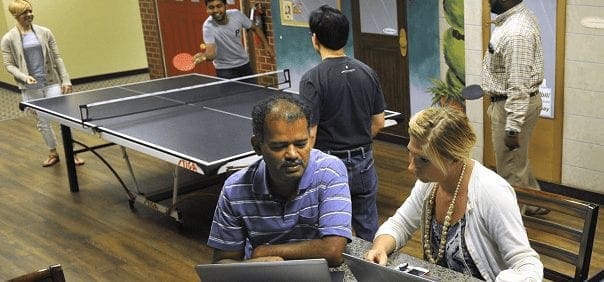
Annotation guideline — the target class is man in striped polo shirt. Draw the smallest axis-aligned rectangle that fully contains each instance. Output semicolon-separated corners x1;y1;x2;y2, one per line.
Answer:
207;94;352;266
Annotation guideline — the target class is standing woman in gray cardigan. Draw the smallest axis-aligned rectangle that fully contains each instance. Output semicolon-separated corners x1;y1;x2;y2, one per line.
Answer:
1;0;83;167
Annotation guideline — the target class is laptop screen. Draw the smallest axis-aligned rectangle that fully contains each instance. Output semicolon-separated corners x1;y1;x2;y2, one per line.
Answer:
343;253;435;282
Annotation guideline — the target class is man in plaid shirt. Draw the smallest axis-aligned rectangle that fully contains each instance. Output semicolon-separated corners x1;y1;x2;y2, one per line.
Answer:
482;0;547;216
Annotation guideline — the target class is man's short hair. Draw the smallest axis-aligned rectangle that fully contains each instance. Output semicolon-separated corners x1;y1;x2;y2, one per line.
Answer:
252;94;311;142
308;5;349;50
205;0;226;6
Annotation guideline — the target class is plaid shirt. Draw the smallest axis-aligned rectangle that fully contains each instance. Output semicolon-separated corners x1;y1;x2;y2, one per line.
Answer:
482;3;544;132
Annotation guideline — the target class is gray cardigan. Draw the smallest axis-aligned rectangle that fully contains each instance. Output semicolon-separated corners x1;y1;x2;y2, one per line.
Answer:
1;24;71;89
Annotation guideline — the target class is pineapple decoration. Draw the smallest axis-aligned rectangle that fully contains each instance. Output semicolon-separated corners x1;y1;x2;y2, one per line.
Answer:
428;0;466;111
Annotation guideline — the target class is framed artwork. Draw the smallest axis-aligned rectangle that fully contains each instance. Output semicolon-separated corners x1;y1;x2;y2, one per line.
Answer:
280;0;341;27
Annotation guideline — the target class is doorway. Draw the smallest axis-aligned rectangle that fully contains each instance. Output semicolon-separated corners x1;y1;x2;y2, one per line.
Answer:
157;0;241;77
351;0;410;142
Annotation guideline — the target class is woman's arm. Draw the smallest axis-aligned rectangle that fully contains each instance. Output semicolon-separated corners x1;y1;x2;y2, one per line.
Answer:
364;234;396;265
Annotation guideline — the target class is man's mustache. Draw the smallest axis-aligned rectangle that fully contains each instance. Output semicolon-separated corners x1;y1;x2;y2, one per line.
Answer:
282;159;303;167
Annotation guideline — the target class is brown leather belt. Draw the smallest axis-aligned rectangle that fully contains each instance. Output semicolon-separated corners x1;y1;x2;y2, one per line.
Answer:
490;91;538;102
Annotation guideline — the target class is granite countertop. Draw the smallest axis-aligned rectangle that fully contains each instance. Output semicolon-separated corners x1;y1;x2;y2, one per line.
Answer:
335;237;482;281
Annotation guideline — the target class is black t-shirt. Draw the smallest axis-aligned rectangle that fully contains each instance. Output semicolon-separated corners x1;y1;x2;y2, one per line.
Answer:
299;57;386;151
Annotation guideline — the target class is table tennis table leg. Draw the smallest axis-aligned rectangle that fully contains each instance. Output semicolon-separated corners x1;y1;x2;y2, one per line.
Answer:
172;166;180;207
60;125;79;192
121;146;142;194
170;166;183;225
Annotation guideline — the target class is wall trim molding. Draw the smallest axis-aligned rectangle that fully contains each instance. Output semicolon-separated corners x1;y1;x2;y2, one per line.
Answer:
0;68;149;92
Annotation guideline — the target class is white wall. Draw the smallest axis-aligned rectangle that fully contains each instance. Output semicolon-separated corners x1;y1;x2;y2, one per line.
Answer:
0;0;147;85
463;0;485;163
561;0;604;194
465;0;604;194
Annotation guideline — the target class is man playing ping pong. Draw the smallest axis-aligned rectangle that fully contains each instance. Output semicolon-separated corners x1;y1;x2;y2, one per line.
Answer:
193;0;273;82
207;94;352;267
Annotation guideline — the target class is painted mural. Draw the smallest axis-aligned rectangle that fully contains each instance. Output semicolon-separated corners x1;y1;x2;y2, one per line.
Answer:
272;0;453;118
271;1;353;93
407;0;440;114
428;0;465;111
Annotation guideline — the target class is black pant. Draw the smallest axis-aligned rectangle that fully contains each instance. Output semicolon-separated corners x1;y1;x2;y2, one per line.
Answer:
215;62;256;84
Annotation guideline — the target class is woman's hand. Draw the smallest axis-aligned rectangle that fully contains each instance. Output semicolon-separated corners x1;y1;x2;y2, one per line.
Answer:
61;84;73;94
364;248;388;265
25;76;37;84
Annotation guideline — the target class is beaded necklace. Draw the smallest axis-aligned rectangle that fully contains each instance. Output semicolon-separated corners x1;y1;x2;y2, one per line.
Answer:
423;162;467;264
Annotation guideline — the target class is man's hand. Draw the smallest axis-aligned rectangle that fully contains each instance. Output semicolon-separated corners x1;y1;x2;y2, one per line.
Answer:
246;256;284;263
505;135;520;151
251;244;270;259
249;236;348;267
193;52;207;65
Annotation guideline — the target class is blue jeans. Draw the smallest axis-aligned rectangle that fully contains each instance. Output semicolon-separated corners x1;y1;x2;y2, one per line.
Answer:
330;148;379;241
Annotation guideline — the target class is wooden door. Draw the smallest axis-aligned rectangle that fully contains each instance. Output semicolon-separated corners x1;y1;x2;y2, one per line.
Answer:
157;0;241;77
481;0;563;183
351;0;410;142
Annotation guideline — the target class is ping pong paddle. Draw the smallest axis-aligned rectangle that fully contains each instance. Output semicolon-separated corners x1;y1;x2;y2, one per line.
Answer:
173;44;207;72
461;84;484;100
173;53;195;72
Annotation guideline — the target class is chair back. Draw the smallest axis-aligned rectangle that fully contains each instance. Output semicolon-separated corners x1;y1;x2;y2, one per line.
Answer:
514;186;599;281
6;264;66;282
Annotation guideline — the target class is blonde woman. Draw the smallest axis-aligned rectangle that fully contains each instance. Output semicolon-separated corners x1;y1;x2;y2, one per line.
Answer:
365;107;542;281
1;0;83;167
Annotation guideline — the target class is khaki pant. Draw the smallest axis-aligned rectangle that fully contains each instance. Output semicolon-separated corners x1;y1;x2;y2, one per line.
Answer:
488;95;542;190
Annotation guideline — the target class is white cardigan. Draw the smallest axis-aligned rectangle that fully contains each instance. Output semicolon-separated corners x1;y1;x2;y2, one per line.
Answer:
1;24;70;89
375;160;543;281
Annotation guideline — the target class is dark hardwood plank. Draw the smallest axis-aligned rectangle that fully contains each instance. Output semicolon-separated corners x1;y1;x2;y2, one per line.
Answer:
0;116;601;281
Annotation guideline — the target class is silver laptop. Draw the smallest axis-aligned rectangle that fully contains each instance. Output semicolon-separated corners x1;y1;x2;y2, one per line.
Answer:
195;258;337;282
343;253;435;282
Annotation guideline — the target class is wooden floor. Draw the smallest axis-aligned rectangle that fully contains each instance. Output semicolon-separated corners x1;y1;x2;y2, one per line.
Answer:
0;116;602;281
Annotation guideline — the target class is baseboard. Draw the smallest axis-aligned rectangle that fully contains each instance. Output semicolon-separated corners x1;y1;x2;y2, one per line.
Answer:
71;68;148;85
0;68;149;92
0;81;18;92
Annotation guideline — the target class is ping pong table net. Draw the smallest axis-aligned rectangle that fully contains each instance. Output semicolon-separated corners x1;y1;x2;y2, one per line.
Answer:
79;70;291;123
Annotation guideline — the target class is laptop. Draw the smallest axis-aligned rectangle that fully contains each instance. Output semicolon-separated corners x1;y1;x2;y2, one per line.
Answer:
195;258;341;282
343;253;435;282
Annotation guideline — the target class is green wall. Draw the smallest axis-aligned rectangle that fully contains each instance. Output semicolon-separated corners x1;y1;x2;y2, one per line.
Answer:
0;0;147;86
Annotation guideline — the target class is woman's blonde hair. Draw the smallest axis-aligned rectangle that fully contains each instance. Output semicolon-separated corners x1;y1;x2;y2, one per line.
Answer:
408;107;476;176
8;0;32;18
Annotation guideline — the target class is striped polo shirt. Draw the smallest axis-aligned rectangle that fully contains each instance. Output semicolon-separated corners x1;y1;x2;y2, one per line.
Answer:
207;149;352;256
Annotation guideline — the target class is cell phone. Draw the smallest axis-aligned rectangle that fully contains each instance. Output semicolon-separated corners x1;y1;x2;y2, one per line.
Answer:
398;263;430;276
406;266;430;276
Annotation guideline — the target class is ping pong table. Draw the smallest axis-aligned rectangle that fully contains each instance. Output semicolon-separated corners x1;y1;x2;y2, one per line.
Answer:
19;70;401;225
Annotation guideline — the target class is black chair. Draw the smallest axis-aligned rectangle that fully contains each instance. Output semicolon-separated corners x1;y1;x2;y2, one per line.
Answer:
7;264;66;282
587;269;604;282
514;186;599;281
